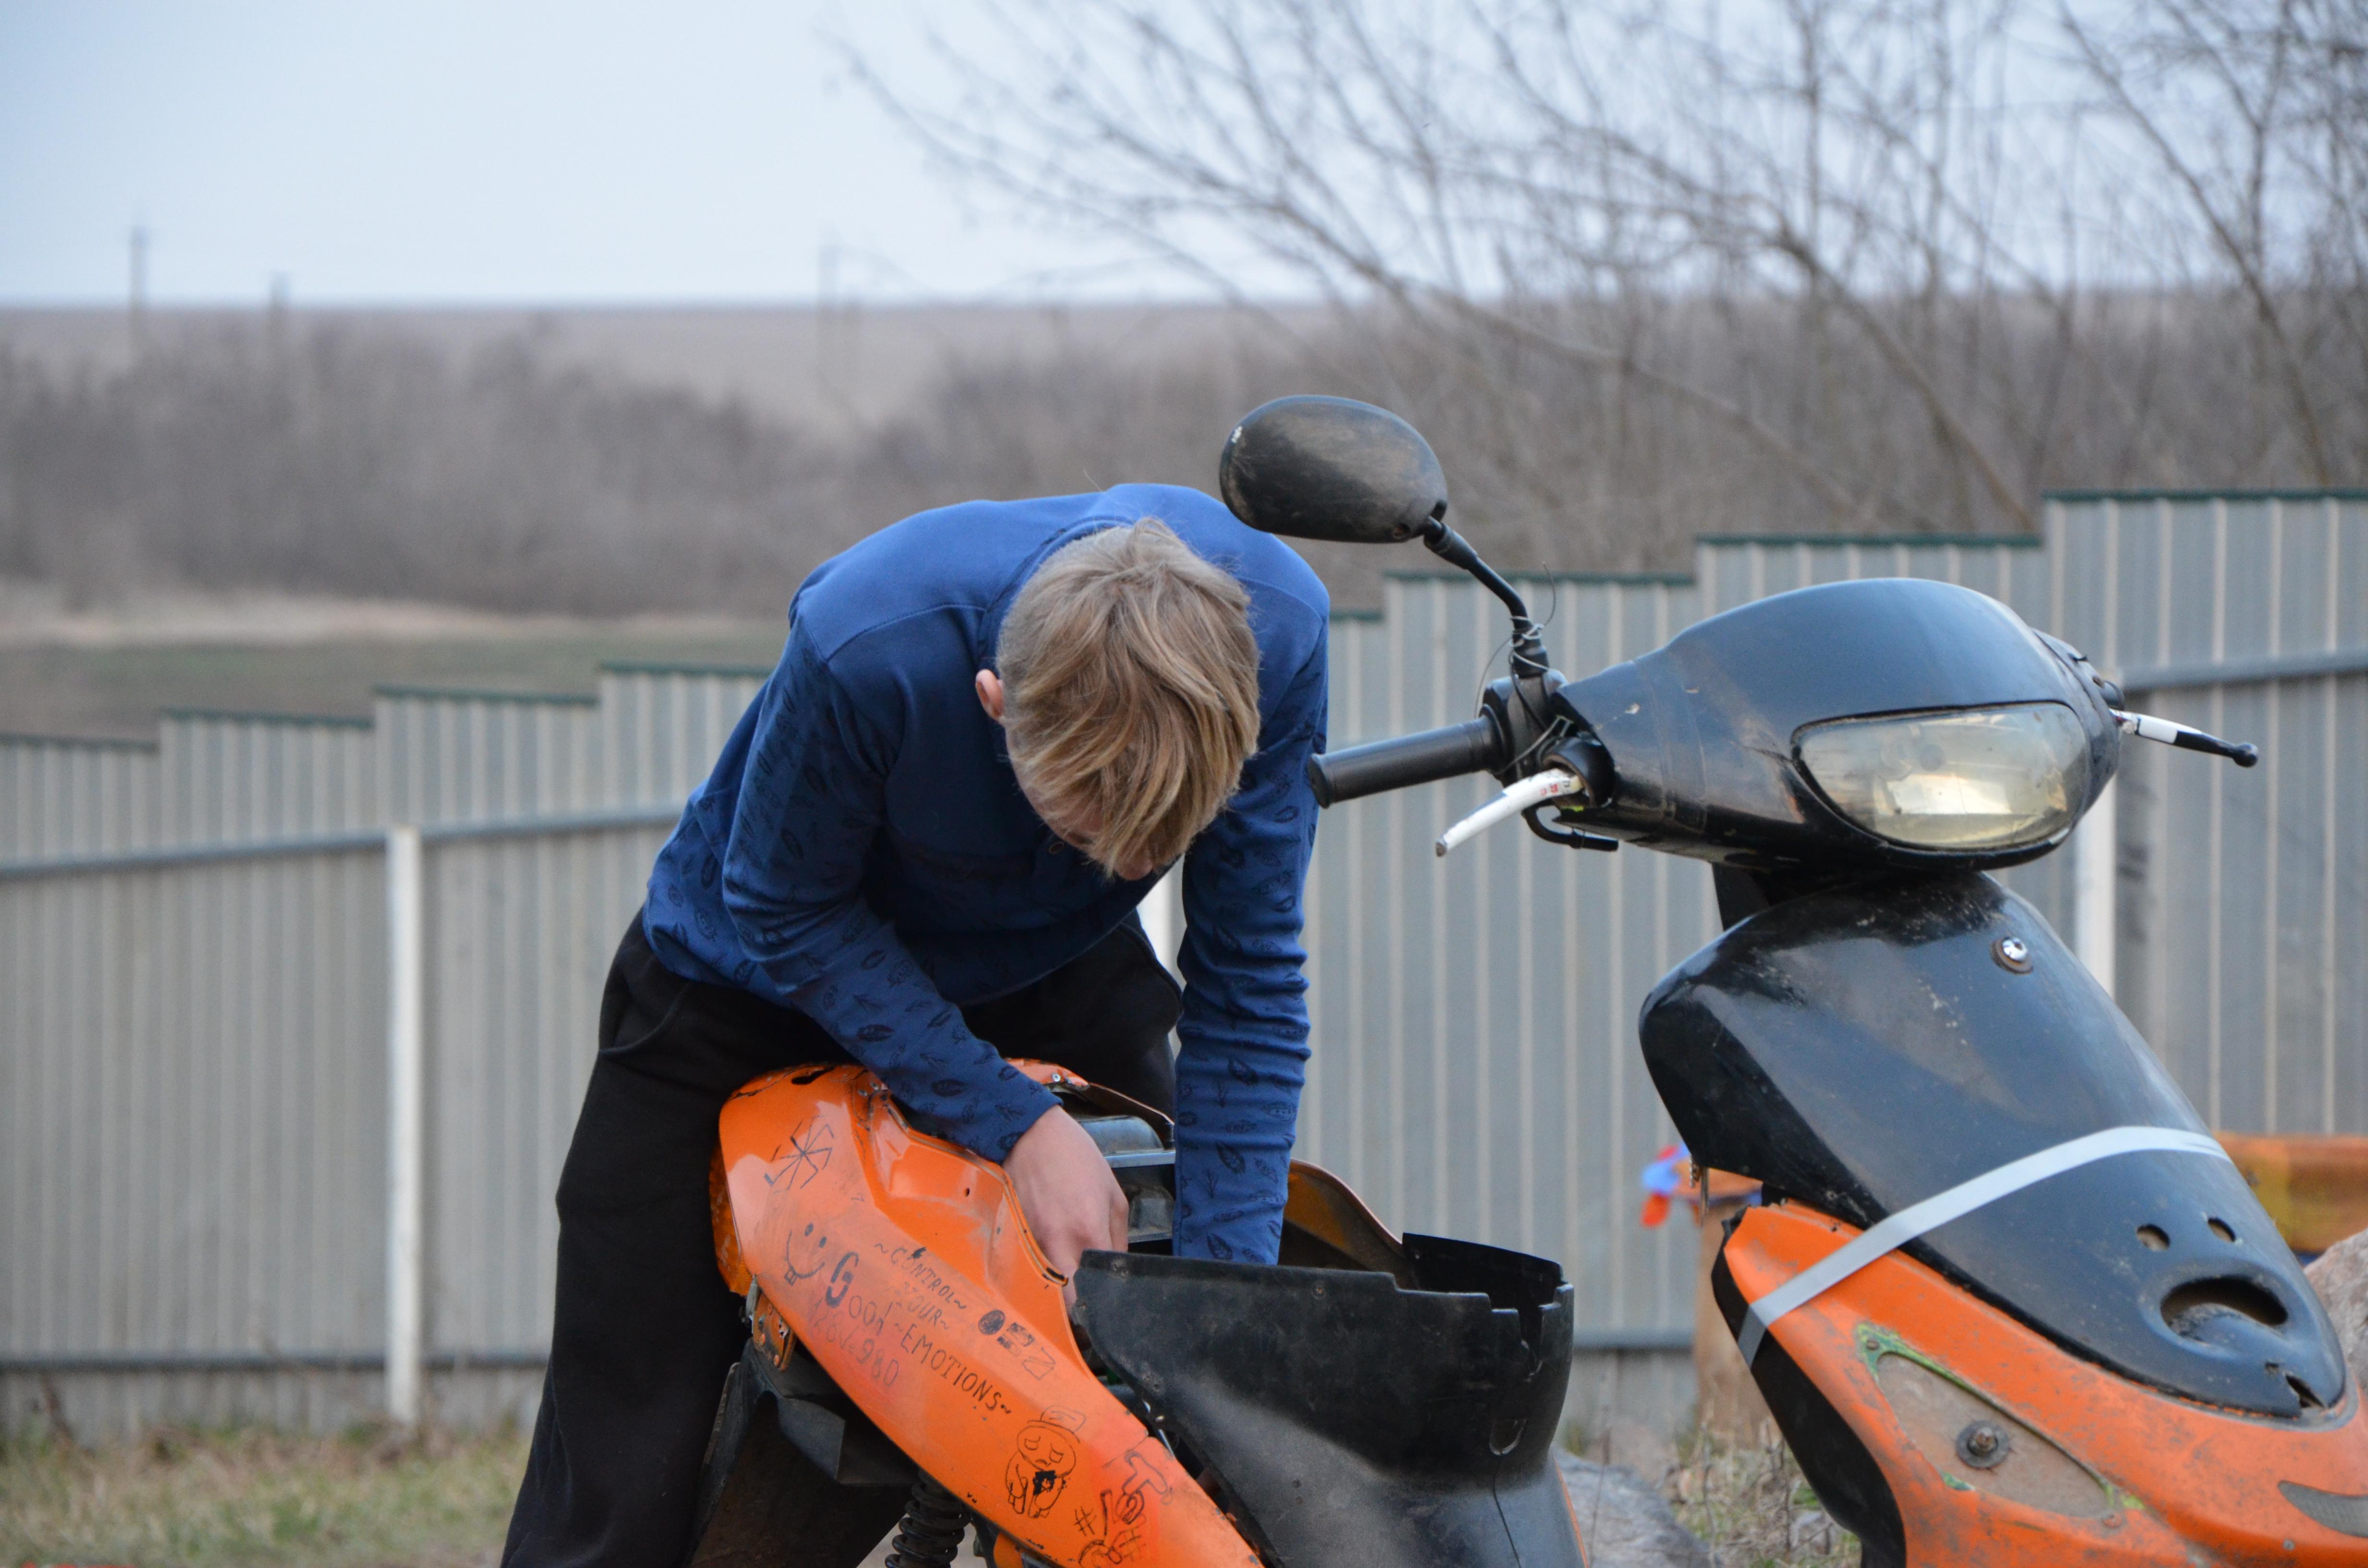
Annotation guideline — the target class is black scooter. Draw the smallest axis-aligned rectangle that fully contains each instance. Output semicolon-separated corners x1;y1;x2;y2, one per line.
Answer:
1220;395;2368;1566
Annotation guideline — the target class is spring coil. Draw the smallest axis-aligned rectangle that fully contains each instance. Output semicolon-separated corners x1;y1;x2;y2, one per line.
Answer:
884;1472;970;1568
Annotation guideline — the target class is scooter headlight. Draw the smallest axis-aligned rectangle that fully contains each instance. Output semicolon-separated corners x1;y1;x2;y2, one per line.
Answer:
1796;703;2088;851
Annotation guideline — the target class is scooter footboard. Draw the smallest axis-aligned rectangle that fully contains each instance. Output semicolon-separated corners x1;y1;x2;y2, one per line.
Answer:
1072;1235;1585;1568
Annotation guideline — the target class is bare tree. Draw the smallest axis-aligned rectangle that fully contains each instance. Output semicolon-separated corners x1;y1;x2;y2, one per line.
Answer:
2061;0;2368;485
856;0;2368;558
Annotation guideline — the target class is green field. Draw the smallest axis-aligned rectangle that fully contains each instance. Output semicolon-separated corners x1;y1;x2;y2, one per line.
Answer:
0;627;788;743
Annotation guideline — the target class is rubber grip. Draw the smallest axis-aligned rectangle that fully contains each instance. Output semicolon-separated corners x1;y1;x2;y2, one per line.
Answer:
1306;716;1507;806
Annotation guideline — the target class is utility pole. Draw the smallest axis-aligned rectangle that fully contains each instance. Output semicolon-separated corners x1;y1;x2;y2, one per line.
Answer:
817;239;840;417
815;239;862;429
127;223;150;354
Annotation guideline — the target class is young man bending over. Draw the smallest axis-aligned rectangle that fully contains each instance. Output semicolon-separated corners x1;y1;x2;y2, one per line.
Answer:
502;483;1328;1565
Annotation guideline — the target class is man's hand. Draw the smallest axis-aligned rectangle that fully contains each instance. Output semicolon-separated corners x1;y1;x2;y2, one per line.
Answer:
1004;1106;1130;1295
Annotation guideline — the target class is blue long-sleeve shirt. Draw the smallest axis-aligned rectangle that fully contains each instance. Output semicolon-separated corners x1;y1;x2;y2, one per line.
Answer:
643;484;1328;1263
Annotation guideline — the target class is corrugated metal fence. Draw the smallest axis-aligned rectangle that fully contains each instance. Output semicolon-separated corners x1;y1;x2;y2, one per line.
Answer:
2051;494;2368;1136
5;495;2365;1440
1;664;767;1435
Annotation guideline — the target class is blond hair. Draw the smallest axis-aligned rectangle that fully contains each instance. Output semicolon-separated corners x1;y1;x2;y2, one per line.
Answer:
998;519;1262;877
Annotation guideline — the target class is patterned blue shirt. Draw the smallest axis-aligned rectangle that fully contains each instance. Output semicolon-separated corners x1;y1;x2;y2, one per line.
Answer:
643;484;1328;1263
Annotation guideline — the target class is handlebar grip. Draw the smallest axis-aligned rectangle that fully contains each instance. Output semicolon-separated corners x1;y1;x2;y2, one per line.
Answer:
1307;716;1507;807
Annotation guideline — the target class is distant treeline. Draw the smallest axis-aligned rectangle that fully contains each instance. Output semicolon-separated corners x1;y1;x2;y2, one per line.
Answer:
0;318;1295;615
9;0;2363;615
0;288;2359;617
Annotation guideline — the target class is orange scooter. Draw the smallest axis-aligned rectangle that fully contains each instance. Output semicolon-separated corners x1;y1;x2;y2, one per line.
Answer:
689;1059;1586;1567
1219;394;2368;1564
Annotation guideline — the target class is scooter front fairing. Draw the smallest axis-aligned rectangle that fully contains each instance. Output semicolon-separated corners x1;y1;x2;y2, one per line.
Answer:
1644;871;2368;1561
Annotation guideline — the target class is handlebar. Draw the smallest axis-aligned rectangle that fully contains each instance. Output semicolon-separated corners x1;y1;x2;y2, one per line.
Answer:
1306;715;1508;807
2114;708;2259;767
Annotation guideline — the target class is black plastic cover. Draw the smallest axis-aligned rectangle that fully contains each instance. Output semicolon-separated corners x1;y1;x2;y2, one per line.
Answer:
1072;1236;1582;1568
683;1347;909;1568
1642;871;2346;1418
1551;577;2121;872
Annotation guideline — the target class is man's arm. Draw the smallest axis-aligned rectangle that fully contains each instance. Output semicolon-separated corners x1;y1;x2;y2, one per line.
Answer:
1172;639;1328;1262
716;629;1061;1161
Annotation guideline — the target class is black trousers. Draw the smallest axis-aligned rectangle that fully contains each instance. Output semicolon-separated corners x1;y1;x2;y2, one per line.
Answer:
501;914;1181;1568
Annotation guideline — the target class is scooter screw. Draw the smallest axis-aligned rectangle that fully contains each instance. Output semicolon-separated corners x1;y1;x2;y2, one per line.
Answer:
1955;1421;2011;1470
1992;936;2033;973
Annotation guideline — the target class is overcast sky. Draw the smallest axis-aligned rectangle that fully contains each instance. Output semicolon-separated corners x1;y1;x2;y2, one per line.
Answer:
1;0;1232;306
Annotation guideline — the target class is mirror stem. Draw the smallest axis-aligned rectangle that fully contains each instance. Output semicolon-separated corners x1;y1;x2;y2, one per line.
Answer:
1420;517;1550;677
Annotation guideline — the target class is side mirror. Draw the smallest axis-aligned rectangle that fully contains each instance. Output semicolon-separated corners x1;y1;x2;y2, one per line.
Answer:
1218;396;1447;545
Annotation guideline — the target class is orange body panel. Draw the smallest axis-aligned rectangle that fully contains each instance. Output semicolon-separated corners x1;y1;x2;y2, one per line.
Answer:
717;1064;1261;1568
1726;1201;2368;1565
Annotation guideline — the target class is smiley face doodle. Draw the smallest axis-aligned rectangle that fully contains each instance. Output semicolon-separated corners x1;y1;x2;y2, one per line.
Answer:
780;1221;835;1286
1005;1416;1083;1518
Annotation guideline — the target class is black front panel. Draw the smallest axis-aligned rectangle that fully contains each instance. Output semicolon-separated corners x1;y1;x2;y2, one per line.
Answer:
1642;872;2345;1418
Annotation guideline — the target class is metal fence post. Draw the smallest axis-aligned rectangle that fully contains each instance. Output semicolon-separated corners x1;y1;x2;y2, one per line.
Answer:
2072;779;2118;997
385;823;425;1425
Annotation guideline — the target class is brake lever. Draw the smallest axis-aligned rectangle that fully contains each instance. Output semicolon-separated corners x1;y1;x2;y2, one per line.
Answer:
1435;769;1583;856
1523;802;1619;852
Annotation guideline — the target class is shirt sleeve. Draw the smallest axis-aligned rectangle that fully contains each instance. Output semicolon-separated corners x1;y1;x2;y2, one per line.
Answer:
1170;637;1328;1262
717;629;1060;1160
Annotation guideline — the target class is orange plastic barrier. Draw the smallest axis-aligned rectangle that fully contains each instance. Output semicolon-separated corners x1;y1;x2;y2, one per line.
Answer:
2216;1133;2368;1254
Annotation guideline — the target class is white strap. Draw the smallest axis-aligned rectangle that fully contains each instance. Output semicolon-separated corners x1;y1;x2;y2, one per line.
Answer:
1736;1125;2232;1365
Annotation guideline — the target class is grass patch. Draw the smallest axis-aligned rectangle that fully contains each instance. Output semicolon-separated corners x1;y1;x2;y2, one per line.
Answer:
1671;1433;1860;1567
0;1423;528;1568
4;1419;1848;1567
